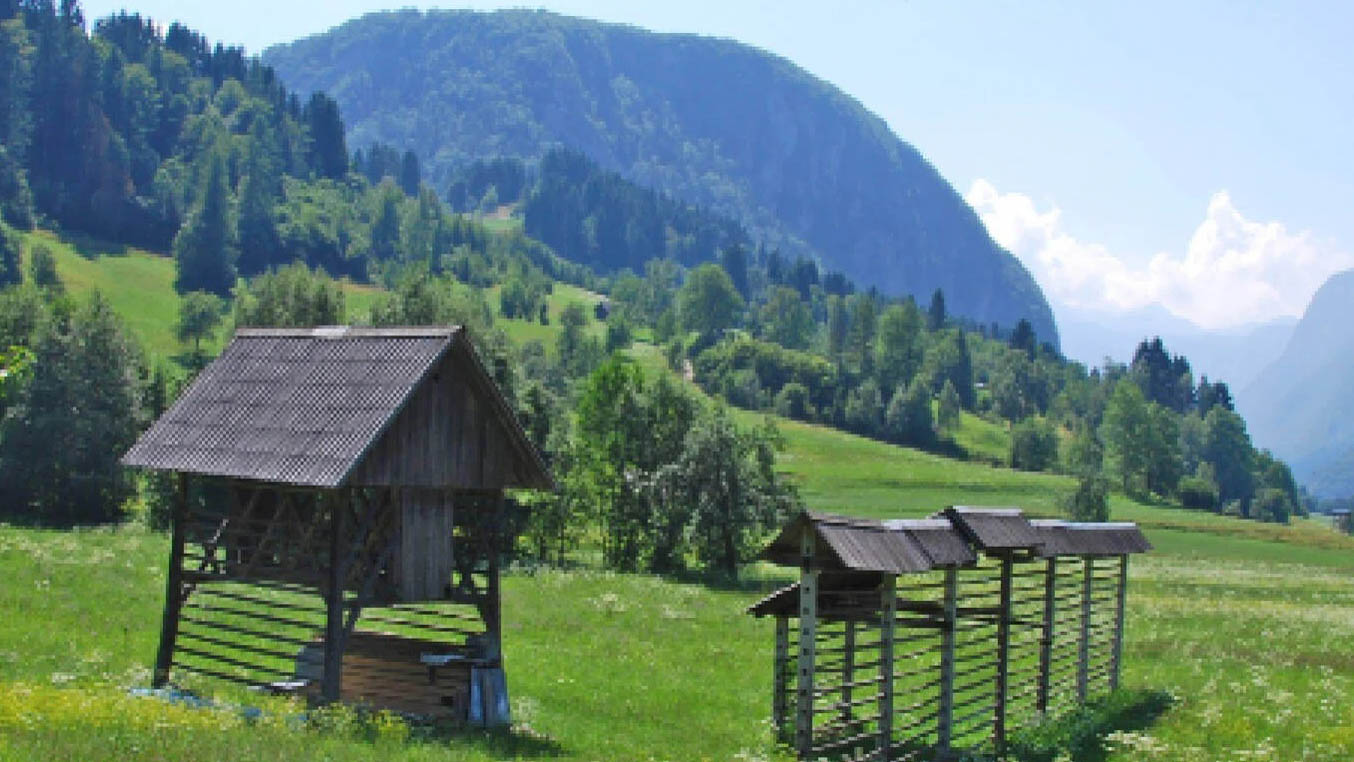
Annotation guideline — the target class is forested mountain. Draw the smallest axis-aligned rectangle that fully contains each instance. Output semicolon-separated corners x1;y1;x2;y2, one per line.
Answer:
262;9;1059;346
1241;270;1354;498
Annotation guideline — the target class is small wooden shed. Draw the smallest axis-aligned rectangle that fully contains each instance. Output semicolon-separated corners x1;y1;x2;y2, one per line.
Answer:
122;326;552;723
1331;508;1352;534
750;507;1151;760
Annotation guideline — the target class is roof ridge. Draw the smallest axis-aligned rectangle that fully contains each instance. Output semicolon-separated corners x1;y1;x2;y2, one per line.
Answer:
235;326;463;339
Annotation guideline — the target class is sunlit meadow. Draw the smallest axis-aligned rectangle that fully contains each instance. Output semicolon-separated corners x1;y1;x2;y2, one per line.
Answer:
1;516;1351;760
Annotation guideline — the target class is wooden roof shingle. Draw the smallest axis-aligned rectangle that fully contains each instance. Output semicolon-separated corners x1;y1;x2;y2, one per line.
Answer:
122;326;552;490
758;509;1149;577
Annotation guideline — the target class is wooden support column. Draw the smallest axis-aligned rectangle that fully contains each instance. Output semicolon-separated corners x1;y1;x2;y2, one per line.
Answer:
1076;557;1092;704
773;616;791;745
1110;555;1129;691
936;567;958;757
877;574;897;759
795;532;818;758
152;473;189;687
1036;557;1057;714
841;620;856;726
994;554;1013;752
321;488;347;703
486;492;505;663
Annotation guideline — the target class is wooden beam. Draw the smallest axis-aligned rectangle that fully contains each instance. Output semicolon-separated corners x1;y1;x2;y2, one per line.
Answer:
1037;557;1056;714
321;489;347;703
773;616;791;745
486;492;504;663
841;619;855;726
1110;555;1129;691
877;574;896;758
1077;557;1093;703
795;531;818;757
936;567;958;755
152;473;189;687
995;554;1013;752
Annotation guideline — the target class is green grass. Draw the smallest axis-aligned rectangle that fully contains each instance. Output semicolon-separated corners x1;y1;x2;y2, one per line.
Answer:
0;526;789;762
28;230;193;363
489;282;606;351
26;229;392;369
2;513;1353;761
8;240;1354;760
948;410;1011;466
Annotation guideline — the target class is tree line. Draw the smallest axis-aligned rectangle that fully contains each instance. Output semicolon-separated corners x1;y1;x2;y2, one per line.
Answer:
622;256;1302;524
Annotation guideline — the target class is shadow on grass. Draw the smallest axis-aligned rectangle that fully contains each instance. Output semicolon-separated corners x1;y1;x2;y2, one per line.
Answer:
408;724;566;758
507;558;793;596
62;229;130;259
1005;688;1174;762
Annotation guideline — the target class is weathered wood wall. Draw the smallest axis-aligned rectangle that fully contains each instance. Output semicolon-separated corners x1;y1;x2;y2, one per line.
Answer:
398;487;456;601
348;347;531;489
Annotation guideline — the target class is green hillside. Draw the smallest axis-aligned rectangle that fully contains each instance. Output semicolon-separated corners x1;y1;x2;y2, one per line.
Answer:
21;229;605;368
263;9;1059;345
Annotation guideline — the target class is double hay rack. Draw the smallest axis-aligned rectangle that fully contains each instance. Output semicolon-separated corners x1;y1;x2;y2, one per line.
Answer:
749;507;1151;761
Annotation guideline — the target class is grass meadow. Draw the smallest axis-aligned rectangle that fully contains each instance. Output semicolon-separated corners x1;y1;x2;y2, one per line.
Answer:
6;231;1353;760
2;408;1353;761
1;512;1352;761
25;229;606;372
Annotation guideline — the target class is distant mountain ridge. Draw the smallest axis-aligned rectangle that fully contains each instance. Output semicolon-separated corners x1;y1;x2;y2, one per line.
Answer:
1240;269;1354;497
263;9;1059;347
1059;303;1295;389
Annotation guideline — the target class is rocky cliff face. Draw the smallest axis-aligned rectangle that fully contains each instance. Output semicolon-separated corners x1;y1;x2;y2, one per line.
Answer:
266;9;1058;346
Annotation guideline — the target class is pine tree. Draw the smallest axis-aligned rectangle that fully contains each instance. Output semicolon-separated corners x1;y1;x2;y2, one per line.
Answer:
173;151;236;295
937;379;961;433
927;288;946;330
369;180;402;261
720;242;749;299
0;292;142;524
235;121;281;276
304;92;347;179
399;149;420;195
826;294;849;361
0;221;19;287
875;302;923;393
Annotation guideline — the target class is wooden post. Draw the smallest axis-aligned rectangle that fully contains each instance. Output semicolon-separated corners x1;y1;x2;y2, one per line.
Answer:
152;473;189;687
321;489;347;703
841;620;856;726
936;567;958;756
1036;557;1057;714
487;492;504;663
795;532;818;757
1077;557;1092;704
994;555;1013;752
1110;555;1129;691
878;574;896;758
773;616;791;744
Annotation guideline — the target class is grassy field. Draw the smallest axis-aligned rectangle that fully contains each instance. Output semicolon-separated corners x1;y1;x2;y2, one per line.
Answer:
23;230;605;370
28;230;390;366
7;234;1353;760
487;282;607;351
1;506;1352;761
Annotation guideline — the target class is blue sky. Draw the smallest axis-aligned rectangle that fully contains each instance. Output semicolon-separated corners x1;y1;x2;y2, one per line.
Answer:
81;0;1354;330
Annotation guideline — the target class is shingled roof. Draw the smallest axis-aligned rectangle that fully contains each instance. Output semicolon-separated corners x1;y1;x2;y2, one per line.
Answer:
121;326;552;490
1029;520;1153;556
761;512;976;573
759;509;1150;576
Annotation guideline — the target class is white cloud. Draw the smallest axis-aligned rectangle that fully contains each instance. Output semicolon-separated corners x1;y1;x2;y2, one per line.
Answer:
965;179;1354;330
